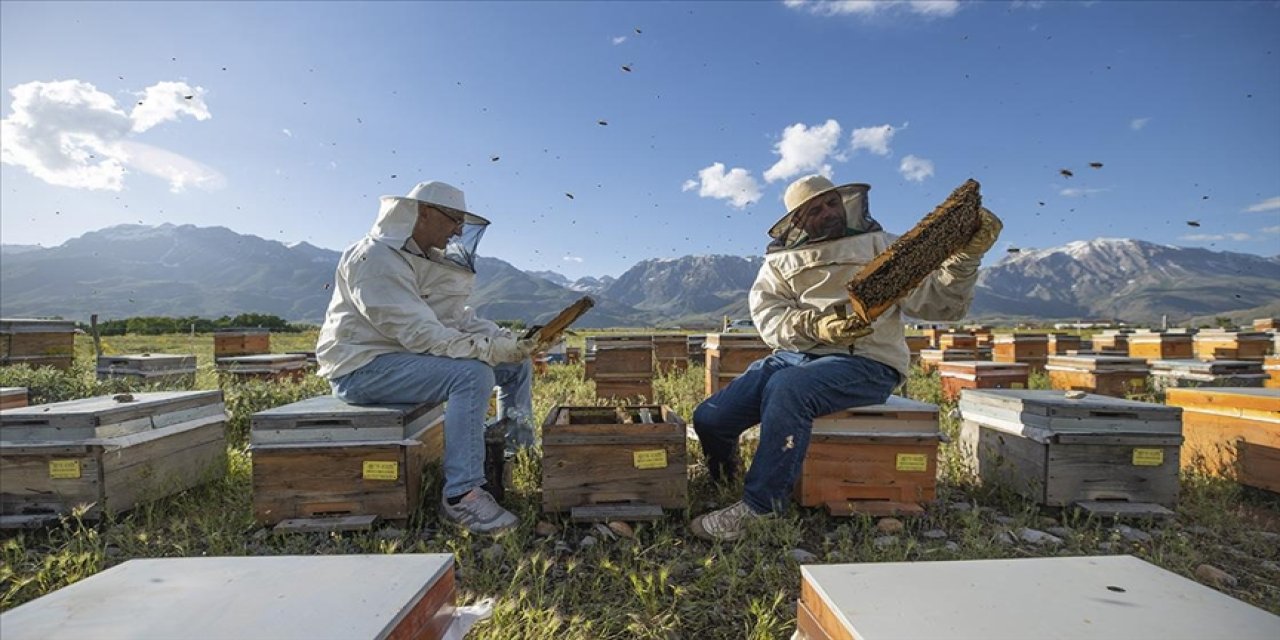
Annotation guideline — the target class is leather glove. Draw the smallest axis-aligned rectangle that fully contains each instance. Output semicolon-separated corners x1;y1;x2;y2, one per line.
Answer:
958;208;1003;257
486;336;538;365
800;309;874;347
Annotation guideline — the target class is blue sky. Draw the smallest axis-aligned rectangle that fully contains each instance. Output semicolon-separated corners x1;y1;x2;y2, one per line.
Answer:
2;0;1277;280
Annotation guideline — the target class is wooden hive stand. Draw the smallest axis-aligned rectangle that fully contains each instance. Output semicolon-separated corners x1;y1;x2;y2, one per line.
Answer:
97;353;198;387
0;554;459;640
0;318;77;370
958;389;1182;518
1166;387;1278;494
795;396;941;517
591;335;654;401
0;391;227;528
211;327;270;359
1046;354;1149;398
796;556;1280;640
1149;359;1265;391
541;405;687;521
250;396;445;531
216;353;309;383
704;333;773;396
0;387;28;410
938;361;1030;401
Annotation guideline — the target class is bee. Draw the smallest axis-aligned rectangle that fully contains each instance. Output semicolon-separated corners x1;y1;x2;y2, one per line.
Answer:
565;193;575;199
1089;162;1103;169
621;65;633;72
1059;169;1073;178
1186;220;1201;227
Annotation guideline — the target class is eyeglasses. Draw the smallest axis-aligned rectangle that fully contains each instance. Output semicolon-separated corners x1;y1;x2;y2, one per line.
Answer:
420;203;465;227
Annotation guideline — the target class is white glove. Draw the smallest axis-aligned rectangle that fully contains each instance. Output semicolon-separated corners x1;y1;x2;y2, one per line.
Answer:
485;336;538;365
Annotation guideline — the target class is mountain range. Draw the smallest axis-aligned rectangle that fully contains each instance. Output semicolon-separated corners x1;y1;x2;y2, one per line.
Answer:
2;224;1277;327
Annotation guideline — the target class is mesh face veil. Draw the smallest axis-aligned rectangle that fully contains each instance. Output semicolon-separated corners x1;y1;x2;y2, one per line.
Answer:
766;183;883;253
441;217;488;272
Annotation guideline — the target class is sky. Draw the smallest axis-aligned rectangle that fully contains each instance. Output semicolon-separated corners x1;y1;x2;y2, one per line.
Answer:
1;0;1278;280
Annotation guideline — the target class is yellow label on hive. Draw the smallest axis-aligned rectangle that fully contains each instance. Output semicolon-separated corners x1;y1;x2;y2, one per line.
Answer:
48;460;81;479
1010;382;1025;389
362;460;398;481
1132;448;1164;467
633;450;668;469
895;453;928;472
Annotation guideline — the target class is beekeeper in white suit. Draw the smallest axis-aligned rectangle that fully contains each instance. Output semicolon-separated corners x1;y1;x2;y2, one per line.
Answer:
316;180;539;535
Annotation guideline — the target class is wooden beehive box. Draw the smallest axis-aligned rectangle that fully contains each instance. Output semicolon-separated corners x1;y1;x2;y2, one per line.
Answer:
1149;359;1265;391
1253;317;1279;332
1195;330;1271;362
795;556;1280;640
797;396;940;517
0;387;27;410
97;353;197;386
938;361;1030;401
1166;387;1278;493
1266;356;1280;389
704;333;772;395
1046;354;1150;398
1127;332;1194;361
1091;330;1134;353
565;346;581;364
938;332;977;350
541;405;687;519
212;327;270;358
250;396;445;527
652;333;689;373
0;554;458;640
959;389;1181;516
216;353;309;382
918;348;976;373
0;318;76;370
921;327;945;348
0;391;227;528
993;333;1049;372
592;335;654;401
1047;333;1082;355
904;335;930;364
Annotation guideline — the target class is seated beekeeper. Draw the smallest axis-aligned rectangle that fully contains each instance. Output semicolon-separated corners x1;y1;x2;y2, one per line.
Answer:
690;174;1002;542
316;180;542;535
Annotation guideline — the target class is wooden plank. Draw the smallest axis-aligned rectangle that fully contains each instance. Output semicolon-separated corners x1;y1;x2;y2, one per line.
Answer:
100;417;227;513
1166;387;1280;415
799;570;855;640
960;420;1049;504
1074;501;1176;519
273;514;378;533
386;565;456;640
569;503;665;522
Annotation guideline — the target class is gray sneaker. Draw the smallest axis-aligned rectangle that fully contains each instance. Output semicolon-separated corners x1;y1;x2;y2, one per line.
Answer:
440;488;518;535
690;500;768;542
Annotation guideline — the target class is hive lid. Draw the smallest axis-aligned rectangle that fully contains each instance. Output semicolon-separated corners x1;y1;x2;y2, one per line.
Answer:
0;318;77;333
0;391;225;442
251;395;444;445
813;395;940;436
704;333;769;348
0;554;455;640
1150;359;1261;374
1046;354;1147;371
0;387;26;398
97;354;197;373
959;389;1180;438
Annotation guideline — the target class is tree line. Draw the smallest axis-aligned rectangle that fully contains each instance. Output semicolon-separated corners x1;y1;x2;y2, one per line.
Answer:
80;314;314;336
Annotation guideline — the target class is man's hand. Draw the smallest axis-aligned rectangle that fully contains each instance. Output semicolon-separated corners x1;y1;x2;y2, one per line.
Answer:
800;309;874;347
486;336;539;365
959;208;1003;257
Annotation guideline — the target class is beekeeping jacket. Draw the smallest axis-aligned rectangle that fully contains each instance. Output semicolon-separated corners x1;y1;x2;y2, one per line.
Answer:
751;184;984;380
316;196;509;380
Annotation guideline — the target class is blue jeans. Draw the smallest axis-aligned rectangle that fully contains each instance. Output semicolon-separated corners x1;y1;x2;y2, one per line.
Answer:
329;352;534;499
692;351;901;514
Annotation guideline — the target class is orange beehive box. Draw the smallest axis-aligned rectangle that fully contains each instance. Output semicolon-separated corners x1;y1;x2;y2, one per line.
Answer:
1091;330;1134;354
938;332;977;350
919;348;977;374
593;335;653;376
0;387;27;410
211;328;270;359
1253;318;1279;332
1194;330;1271;362
1266;356;1280;389
1047;334;1082;355
704;333;772;396
1046;355;1149;398
796;396;940;517
904;335;930;364
993;334;1049;372
938;361;1030;401
1167;387;1278;493
1127;332;1194;361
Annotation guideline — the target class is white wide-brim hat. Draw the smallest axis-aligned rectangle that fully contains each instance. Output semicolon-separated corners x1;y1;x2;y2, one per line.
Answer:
400;180;490;225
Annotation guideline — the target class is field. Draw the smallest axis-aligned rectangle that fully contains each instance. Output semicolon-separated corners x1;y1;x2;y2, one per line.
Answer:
1;332;1277;637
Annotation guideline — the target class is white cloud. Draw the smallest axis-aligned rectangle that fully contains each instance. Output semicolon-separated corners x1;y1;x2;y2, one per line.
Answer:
683;162;763;209
1180;233;1251;242
1261;225;1280;234
1059;187;1109;197
0;79;222;192
899;155;934;182
1011;0;1046;9
763;119;841;183
562;255;584;263
282;129;292;137
850;124;897;156
1244;196;1280;213
612;36;627;45
1130;117;1150;131
784;0;961;18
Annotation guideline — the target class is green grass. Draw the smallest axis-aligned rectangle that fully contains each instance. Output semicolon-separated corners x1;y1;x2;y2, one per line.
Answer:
1;334;1277;637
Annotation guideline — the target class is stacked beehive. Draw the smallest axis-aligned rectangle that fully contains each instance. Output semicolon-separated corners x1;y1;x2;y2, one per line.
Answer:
1149;359;1265;390
796;396;941;516
0;387;28;410
250;396;445;528
1266;355;1280;389
919;347;978;373
0;318;76;370
592;335;654;400
1194;329;1271;362
959;389;1181;517
0;391;227;528
97;354;198;386
211;327;270;358
704;333;772;395
904;335;930;365
1091;329;1135;355
938;361;1030;401
993;333;1049;372
1127;331;1194;362
1046;333;1082;355
1167;388;1277;493
651;333;689;374
541;405;686;520
937;331;976;351
1046;354;1150;397
1253;317;1279;332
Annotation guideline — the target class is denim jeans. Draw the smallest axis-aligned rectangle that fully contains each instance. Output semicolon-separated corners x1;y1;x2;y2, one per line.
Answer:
692;351;901;514
329;352;534;499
